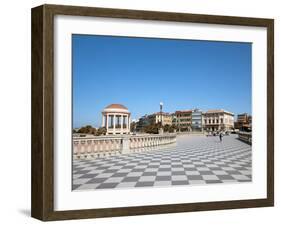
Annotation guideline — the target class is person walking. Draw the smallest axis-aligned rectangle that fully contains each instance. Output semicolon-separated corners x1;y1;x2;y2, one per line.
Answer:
219;131;223;142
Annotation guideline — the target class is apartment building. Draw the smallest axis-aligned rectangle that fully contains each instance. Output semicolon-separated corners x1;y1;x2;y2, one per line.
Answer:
174;110;192;132
203;109;234;132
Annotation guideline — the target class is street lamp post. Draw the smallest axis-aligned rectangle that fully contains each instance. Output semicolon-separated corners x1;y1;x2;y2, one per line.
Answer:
160;102;163;127
159;102;164;134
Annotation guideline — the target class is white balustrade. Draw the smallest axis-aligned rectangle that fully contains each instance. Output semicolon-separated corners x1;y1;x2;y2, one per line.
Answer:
73;133;177;159
238;132;252;144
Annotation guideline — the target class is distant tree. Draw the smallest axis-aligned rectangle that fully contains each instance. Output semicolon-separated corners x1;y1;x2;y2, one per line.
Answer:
144;123;161;134
163;124;170;132
77;125;108;136
78;125;89;134
96;127;107;136
169;124;178;133
159;124;178;133
77;125;96;134
90;127;97;135
130;121;137;132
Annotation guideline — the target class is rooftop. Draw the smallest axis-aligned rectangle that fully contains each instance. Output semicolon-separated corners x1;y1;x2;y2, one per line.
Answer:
175;110;193;114
103;103;130;114
104;104;128;110
205;109;234;115
153;112;171;116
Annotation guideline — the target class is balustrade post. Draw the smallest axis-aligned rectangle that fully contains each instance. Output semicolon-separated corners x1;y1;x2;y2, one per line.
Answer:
118;139;122;150
121;136;130;154
81;141;85;154
100;140;103;152
110;139;113;151
105;140;109;152
93;140;97;152
73;141;79;159
130;138;134;149
87;140;92;154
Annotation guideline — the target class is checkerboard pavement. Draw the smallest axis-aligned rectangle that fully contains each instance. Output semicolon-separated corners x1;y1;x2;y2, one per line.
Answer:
72;134;251;190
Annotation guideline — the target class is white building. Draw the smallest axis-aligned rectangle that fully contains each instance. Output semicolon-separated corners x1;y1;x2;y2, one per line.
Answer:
203;109;234;132
102;104;131;135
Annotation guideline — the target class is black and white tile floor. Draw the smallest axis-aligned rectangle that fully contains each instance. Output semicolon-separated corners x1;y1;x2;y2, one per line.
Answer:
72;134;251;190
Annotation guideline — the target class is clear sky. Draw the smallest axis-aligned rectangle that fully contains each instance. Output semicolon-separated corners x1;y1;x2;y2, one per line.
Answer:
72;34;252;128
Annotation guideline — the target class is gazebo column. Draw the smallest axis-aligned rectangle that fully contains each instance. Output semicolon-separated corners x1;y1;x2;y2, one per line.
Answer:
106;114;109;134
123;115;126;133
121;115;124;134
124;115;127;134
113;114;116;134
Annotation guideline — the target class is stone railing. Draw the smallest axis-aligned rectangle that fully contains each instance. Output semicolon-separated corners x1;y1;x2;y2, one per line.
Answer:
73;133;177;159
238;131;252;144
177;131;204;135
129;134;177;149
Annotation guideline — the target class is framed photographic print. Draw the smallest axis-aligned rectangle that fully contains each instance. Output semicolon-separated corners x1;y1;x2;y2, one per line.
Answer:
31;4;274;221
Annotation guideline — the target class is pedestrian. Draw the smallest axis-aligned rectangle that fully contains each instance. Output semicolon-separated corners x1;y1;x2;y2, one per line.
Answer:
219;132;223;142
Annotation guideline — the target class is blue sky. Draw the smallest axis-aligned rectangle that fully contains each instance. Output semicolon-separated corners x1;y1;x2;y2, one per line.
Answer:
72;34;252;128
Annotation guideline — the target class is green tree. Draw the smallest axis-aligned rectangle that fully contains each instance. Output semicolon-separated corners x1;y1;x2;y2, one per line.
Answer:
169;124;178;133
90;127;97;135
78;125;90;134
77;125;97;135
144;123;161;134
163;124;170;132
130;121;137;132
96;127;107;136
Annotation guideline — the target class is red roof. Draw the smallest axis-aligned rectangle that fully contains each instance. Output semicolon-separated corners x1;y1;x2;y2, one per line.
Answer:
105;104;128;110
175;110;192;114
153;112;171;116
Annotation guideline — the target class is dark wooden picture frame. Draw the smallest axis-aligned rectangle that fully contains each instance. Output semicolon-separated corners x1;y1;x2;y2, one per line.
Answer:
31;4;274;221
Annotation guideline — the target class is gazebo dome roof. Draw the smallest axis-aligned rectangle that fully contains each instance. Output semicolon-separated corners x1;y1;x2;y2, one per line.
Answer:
105;104;128;110
103;104;130;114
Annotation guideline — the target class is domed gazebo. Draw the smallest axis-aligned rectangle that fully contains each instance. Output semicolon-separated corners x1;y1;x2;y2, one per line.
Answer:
102;104;131;135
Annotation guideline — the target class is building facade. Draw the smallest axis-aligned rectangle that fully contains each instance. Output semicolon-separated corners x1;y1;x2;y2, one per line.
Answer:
235;113;252;131
191;109;203;131
136;112;172;131
150;112;173;125
174;110;192;132
102;104;131;135
203;109;234;132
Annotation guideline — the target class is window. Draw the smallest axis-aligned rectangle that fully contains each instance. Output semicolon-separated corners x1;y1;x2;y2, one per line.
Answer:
123;116;127;128
109;115;114;128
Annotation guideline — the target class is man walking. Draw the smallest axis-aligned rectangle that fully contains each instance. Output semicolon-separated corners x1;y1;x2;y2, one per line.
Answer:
219;131;223;142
